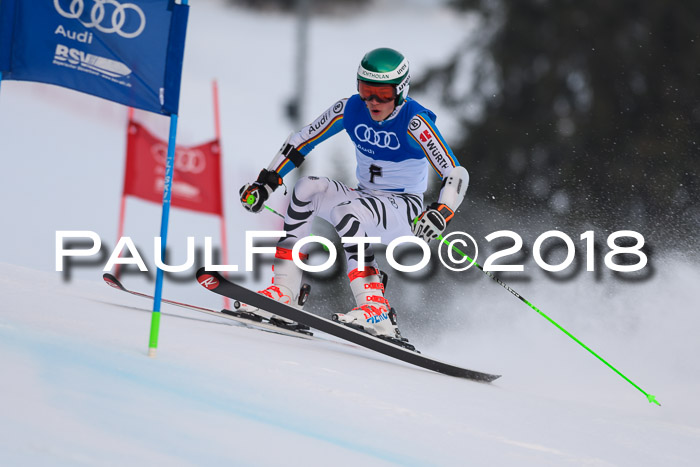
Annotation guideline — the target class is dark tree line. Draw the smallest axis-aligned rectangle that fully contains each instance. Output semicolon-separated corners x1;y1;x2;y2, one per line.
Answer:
414;0;700;241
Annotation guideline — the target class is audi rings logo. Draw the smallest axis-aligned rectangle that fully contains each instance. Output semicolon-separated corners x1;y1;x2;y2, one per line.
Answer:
152;144;207;174
354;124;400;150
54;0;146;39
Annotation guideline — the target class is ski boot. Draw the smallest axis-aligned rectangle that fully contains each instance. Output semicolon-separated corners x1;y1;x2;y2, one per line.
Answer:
332;268;397;337
332;268;416;350
229;248;311;332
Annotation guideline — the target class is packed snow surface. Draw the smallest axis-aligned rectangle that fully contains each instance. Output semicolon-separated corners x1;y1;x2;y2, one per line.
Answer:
1;263;699;466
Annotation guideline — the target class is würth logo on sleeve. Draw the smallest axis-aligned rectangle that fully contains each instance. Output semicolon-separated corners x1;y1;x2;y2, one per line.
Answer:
198;274;219;290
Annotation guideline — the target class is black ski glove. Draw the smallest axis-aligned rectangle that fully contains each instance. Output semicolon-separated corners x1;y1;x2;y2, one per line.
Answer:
239;169;283;213
412;202;455;242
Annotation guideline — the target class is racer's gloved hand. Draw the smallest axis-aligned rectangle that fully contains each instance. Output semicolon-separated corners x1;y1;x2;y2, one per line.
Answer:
239;169;283;213
411;203;455;242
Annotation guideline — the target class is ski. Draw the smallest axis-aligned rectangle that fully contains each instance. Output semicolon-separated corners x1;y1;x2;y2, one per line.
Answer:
102;273;314;339
196;268;501;382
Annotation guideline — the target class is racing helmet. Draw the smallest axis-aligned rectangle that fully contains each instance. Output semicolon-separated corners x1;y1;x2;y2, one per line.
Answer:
357;48;410;106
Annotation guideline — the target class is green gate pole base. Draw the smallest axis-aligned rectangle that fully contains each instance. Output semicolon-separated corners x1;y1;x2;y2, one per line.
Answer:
148;311;161;358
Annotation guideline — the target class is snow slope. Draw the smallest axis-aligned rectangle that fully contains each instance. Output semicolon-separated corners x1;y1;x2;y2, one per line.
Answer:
1;0;699;465
1;263;699;466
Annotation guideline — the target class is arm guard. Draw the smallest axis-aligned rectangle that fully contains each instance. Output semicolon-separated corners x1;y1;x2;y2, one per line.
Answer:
266;133;305;173
437;166;469;212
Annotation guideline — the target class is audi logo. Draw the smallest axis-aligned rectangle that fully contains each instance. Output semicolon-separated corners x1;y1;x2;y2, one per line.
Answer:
54;0;146;39
354;124;400;150
151;144;207;174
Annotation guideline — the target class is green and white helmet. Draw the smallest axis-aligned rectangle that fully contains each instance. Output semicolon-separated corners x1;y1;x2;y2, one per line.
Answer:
357;47;410;105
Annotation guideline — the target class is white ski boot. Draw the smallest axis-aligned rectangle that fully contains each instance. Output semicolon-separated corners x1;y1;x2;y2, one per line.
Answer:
234;248;309;328
332;268;399;339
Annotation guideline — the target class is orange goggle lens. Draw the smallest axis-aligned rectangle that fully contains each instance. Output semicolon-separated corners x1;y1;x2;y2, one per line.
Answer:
358;81;396;103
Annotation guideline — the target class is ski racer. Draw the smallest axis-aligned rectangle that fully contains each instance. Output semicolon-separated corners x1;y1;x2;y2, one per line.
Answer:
238;47;469;340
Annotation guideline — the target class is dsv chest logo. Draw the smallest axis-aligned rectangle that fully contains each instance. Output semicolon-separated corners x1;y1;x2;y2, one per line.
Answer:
354;124;400;150
54;0;146;39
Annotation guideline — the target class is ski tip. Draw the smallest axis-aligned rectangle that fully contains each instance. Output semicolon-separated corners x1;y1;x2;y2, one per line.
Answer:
103;273;126;291
196;270;221;291
195;267;221;280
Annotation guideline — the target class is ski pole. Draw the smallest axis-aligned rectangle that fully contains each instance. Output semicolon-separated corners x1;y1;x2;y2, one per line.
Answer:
420;220;660;406
246;196;328;251
243;194;282;218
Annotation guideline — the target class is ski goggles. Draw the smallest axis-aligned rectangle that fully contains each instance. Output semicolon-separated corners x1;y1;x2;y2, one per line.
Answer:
358;81;396;103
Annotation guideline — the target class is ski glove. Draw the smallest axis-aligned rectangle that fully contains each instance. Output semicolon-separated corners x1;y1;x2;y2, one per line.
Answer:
239;169;283;213
412;203;455;242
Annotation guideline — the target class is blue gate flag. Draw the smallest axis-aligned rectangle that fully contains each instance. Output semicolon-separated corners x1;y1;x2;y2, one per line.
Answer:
0;0;189;115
